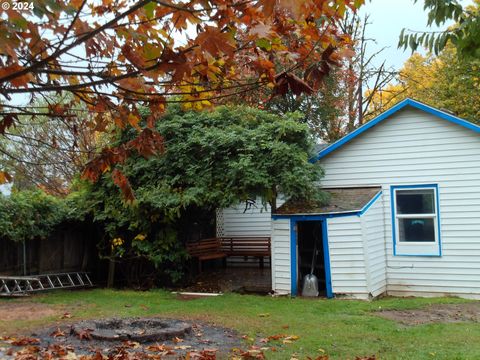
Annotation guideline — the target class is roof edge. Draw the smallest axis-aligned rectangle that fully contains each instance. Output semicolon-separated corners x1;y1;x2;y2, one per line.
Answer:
311;98;480;163
358;190;382;216
272;190;382;218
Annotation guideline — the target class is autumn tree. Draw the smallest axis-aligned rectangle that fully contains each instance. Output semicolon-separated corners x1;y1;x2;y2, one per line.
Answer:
262;66;348;143
0;97;102;196
366;45;480;122
0;0;364;197
373;1;480;121
246;11;395;143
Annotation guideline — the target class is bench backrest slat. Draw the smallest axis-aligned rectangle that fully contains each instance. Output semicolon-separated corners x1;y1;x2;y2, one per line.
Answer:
187;238;223;256
187;237;271;257
219;237;271;254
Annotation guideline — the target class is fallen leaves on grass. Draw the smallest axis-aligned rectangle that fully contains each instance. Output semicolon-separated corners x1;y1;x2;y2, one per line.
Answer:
47;343;75;357
259;333;300;344
282;335;300;344
175;345;192;350
86;350;106;360
173;336;184;343
4;343;78;360
232;345;266;359
146;343;176;355
186;348;217;359
76;328;93;340
121;340;140;349
9;337;40;346
61;312;72;319
146;343;171;351
5;334;269;360
241;335;255;342
1;333;378;360
50;328;66;338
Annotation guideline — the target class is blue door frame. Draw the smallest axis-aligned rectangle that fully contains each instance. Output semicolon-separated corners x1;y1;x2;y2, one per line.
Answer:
272;190;382;299
290;218;333;298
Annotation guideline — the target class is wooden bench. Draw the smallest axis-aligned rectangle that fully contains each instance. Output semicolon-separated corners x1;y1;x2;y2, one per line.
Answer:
220;237;271;268
186;238;227;273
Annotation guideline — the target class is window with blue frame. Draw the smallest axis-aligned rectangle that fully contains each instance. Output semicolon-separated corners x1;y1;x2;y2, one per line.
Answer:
391;185;441;256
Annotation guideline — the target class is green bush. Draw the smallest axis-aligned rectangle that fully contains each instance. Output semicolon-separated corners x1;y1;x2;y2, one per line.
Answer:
0;190;71;242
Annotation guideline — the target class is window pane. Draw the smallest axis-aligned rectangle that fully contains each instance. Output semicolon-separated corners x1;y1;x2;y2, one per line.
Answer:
396;189;435;214
398;218;435;242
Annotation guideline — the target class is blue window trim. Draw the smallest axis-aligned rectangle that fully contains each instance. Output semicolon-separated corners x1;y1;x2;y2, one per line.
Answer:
310;98;480;163
390;184;442;257
290;218;333;298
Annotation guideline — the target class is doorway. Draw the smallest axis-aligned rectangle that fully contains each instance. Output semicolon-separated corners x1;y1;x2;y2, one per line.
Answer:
296;220;328;297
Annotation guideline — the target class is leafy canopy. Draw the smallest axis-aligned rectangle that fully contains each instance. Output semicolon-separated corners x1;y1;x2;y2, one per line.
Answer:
0;190;82;242
366;45;480;123
0;0;364;189
399;0;480;59
89;105;323;224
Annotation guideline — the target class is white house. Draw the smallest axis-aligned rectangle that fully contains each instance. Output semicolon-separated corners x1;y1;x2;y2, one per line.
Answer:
220;98;480;300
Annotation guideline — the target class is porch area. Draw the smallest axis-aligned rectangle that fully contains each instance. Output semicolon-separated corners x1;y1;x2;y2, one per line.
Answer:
182;266;272;294
185;236;272;294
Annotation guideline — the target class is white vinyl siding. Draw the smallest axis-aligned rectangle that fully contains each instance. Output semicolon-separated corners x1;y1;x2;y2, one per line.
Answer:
362;197;387;297
217;197;285;237
320;107;480;299
271;218;291;294
217;199;273;237
327;216;369;299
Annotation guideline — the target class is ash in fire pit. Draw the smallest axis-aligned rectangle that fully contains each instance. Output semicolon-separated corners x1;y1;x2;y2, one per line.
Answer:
71;318;192;342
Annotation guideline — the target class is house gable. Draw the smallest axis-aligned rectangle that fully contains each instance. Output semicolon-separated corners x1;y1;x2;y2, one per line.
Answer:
311;98;480;163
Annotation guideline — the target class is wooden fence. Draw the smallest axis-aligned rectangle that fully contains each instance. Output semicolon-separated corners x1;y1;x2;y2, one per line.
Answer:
0;223;102;277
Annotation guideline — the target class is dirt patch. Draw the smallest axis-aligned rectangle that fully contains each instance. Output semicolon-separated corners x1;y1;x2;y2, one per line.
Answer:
0;301;60;321
377;303;480;325
176;294;208;301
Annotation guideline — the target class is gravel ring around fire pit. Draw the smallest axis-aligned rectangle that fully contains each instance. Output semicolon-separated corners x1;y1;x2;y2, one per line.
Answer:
71;318;192;342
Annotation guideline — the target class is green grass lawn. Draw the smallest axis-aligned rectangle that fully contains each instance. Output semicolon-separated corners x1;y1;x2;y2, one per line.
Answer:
1;289;479;359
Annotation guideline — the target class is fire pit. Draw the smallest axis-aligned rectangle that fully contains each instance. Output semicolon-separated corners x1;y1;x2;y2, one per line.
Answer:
71;318;192;342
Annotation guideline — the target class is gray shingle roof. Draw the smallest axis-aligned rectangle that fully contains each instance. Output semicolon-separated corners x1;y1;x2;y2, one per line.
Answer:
275;187;382;215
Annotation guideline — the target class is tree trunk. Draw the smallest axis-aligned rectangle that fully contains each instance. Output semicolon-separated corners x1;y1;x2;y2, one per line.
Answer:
107;259;115;288
270;186;277;213
347;60;356;132
358;80;363;126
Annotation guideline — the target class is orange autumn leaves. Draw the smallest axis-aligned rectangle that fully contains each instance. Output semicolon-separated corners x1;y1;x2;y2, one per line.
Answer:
0;0;363;199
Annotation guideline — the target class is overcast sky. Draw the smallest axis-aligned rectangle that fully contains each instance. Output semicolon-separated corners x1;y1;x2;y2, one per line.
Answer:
359;0;473;70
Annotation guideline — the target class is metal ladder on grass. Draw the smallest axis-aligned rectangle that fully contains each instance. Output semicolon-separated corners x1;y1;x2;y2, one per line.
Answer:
0;272;93;296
